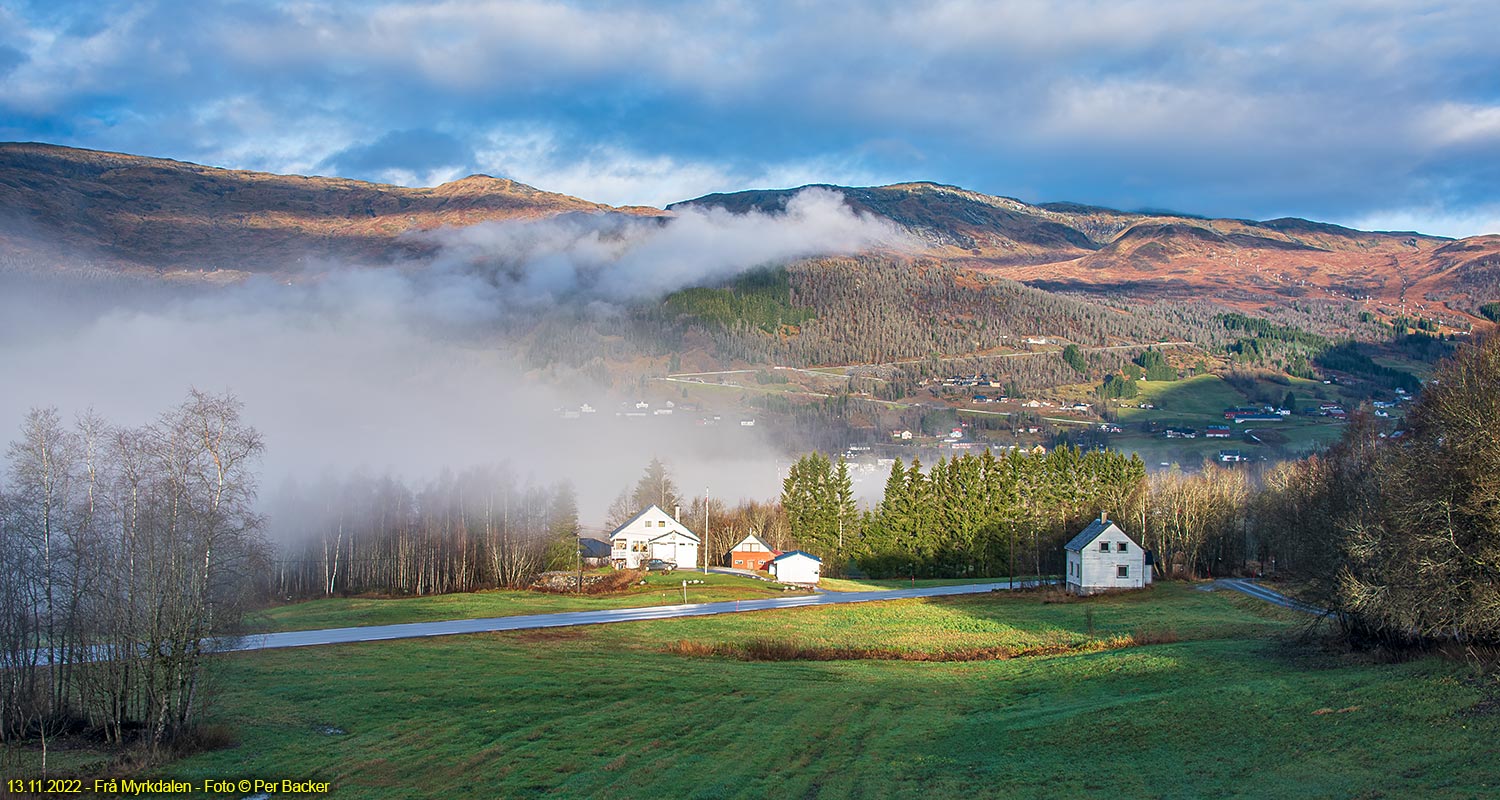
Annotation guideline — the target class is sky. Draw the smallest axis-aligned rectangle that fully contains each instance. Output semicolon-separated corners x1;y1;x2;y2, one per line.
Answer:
2;0;1500;236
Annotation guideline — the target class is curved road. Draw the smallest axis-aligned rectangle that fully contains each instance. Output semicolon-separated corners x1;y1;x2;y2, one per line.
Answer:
229;581;1044;653
1215;578;1325;615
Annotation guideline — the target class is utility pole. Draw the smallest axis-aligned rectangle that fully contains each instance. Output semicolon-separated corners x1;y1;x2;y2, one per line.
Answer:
703;486;710;574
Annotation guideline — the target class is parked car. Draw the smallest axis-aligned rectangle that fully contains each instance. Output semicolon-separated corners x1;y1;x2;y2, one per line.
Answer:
645;558;676;572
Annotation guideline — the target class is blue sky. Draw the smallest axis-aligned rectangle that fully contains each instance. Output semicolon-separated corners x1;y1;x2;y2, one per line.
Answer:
3;0;1500;236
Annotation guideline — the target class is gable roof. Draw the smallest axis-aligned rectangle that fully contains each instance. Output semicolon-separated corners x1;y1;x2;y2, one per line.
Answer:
649;529;700;543
1064;519;1138;552
578;538;611;558
606;506;658;538
770;550;822;563
606;505;700;543
730;533;774;551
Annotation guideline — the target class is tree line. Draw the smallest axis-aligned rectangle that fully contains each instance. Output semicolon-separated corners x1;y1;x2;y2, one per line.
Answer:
266;469;580;599
1254;333;1500;645
0;391;265;758
780;446;1148;579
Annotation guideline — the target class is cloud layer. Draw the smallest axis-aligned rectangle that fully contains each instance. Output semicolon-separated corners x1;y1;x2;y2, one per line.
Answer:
0;188;902;522
2;1;1499;233
422;187;910;303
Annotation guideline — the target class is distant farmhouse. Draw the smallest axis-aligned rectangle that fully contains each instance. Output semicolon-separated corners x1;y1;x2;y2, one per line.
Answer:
608;505;701;569
578;537;612;567
1064;513;1153;595
728;532;778;571
768;551;822;585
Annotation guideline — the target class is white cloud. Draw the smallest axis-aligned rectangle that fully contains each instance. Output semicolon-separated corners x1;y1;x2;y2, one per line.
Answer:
0;5;151;114
1420;102;1500;148
473;128;890;207
1342;205;1500;239
6;0;1500;228
420;186;915;302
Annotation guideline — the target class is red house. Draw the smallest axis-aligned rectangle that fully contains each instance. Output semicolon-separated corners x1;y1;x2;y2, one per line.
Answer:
728;533;778;571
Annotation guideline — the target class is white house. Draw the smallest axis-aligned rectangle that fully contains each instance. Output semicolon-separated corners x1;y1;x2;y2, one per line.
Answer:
768;550;822;585
608;505;701;569
1064;513;1152;595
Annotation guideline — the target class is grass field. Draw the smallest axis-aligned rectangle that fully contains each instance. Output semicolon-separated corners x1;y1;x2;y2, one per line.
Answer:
137;583;1500;798
249;571;804;633
1111;418;1345;466
1115;375;1248;423
632;583;1292;657
818;576;1033;592
1103;374;1350;464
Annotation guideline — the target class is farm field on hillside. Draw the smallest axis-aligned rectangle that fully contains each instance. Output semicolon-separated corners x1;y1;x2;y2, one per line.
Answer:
154;585;1500;799
1104;374;1351;463
251;571;803;633
1114;375;1249;421
1109;418;1345;465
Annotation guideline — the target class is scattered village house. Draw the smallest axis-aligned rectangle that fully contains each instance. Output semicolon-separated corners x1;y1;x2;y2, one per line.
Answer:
609;505;701;569
768;550;823;585
728;532;778;571
578;537;612;567
1064;513;1153;595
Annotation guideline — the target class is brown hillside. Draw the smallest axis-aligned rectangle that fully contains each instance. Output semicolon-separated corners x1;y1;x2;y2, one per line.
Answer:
4;143;1497;322
678;182;1497;320
0;142;657;277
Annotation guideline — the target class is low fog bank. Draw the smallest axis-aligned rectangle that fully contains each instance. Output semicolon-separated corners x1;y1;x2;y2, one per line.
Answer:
0;189;906;529
0;270;782;528
417;186;910;304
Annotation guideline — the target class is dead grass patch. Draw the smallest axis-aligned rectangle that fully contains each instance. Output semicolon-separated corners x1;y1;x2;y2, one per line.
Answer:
509;628;588;643
1131;625;1181;645
663;630;1177;663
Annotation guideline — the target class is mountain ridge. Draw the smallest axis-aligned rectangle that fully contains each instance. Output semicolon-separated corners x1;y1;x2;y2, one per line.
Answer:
0;142;658;277
2;142;1495;320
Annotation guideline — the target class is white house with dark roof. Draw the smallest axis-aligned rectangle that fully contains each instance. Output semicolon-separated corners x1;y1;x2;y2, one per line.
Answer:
768;550;822;585
1064;513;1152;595
608;505;700;569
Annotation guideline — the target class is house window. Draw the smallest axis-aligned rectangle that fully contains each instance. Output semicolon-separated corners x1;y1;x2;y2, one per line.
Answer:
1117;542;1128;553
1099;542;1110;552
1117;565;1129;578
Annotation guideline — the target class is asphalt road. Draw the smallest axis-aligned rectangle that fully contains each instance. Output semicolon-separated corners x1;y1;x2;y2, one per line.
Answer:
1215;578;1325;615
228;581;1042;653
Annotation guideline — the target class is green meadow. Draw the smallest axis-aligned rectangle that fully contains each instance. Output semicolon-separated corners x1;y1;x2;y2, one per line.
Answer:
144;583;1500;799
250;571;804;633
817;576;1026;592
